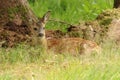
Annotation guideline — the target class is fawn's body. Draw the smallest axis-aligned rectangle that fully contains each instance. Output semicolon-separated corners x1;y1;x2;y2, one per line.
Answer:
47;37;100;55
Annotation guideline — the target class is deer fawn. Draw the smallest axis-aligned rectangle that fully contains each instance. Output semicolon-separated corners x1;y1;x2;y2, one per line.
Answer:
34;11;101;55
32;11;51;48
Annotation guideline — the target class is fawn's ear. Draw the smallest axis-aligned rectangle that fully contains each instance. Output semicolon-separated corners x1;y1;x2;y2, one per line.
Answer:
42;11;51;23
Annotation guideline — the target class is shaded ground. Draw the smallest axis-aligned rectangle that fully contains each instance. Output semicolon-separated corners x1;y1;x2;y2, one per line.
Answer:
0;21;31;47
1;9;120;47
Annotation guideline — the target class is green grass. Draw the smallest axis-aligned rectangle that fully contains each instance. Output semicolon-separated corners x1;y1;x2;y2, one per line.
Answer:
29;0;113;31
0;43;120;80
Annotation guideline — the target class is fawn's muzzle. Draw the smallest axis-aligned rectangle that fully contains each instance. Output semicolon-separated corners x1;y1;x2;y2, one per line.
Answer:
38;33;44;37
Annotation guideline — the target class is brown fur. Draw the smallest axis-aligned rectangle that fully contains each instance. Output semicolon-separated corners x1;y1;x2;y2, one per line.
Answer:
47;37;101;55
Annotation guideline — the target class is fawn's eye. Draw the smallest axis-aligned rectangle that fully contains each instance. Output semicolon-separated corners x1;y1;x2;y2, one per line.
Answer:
33;27;37;31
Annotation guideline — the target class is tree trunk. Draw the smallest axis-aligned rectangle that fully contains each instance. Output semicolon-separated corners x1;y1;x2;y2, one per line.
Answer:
114;0;120;8
0;0;39;47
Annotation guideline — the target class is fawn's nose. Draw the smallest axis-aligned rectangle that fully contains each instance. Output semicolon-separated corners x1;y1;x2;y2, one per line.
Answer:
38;33;44;37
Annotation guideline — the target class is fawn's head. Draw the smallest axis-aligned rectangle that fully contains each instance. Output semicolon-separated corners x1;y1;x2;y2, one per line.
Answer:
34;11;51;38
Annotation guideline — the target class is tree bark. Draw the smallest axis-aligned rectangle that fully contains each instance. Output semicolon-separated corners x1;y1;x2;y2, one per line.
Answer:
114;0;120;8
0;0;39;47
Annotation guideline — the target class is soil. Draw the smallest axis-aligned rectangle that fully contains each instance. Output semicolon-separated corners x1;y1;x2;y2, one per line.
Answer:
45;30;65;39
0;0;38;47
0;21;31;47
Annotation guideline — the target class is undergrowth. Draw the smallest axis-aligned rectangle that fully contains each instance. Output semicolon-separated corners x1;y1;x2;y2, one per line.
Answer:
29;0;113;31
